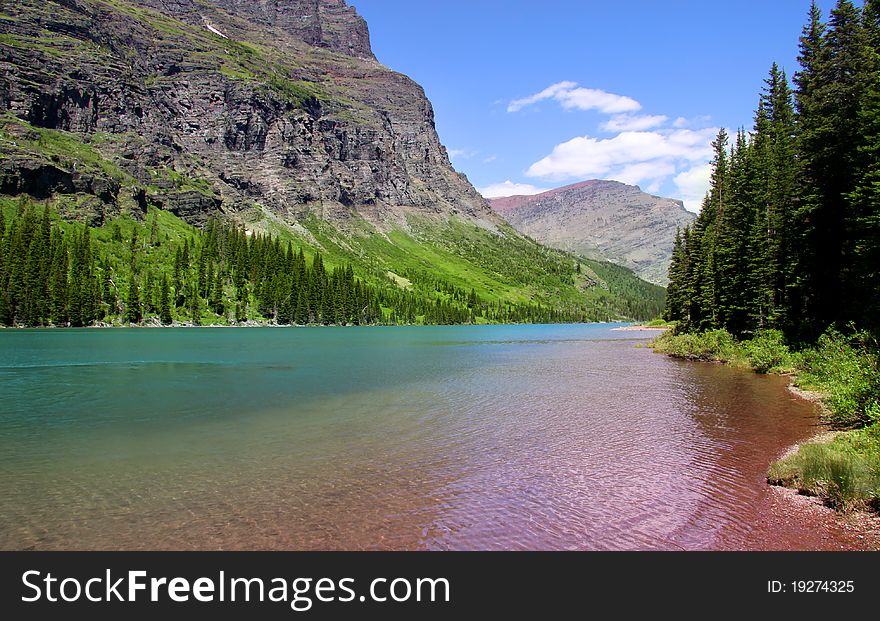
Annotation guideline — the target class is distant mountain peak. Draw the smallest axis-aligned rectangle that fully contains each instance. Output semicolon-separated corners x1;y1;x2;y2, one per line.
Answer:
489;180;695;285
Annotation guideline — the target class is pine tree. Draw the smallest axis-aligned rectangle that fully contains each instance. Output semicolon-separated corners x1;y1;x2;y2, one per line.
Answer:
846;0;880;333
0;289;9;326
0;208;10;325
692;129;729;331
865;0;880;49
828;0;871;325
23;231;45;325
69;228;95;327
714;128;758;335
664;1;880;341
793;1;833;339
188;282;201;326
294;287;308;325
201;254;211;300
159;273;173;325
143;270;155;315
48;230;69;326
792;0;870;337
210;266;224;317
664;228;686;323
125;273;142;324
762;64;799;329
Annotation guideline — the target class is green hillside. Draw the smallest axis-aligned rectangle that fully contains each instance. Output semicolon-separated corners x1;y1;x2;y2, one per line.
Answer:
0;176;665;328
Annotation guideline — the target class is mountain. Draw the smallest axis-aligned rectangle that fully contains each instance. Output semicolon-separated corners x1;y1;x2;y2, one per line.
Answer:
0;0;665;325
1;0;496;230
490;180;697;285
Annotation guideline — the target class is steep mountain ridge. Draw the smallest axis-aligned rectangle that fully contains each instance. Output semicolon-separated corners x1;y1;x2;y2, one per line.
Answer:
490;180;696;285
0;0;496;231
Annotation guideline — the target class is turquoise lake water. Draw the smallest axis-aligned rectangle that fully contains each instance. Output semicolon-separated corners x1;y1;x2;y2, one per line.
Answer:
0;324;828;550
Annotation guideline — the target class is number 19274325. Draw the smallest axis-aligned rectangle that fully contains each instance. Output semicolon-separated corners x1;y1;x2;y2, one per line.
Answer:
768;580;854;593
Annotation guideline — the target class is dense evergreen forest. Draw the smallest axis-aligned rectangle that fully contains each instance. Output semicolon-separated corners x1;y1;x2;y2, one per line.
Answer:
0;201;660;328
665;0;880;342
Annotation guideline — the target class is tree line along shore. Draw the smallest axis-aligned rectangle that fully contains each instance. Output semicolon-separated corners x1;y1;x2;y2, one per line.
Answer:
0;199;662;330
658;1;880;514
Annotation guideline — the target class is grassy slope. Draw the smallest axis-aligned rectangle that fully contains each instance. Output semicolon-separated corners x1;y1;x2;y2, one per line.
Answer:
652;329;880;511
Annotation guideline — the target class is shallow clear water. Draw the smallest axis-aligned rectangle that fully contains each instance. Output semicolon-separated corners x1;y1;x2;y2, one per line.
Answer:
0;324;832;550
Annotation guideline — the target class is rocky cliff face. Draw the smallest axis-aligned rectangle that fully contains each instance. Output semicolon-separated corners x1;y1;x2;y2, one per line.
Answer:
490;180;697;285
0;0;498;230
136;0;375;60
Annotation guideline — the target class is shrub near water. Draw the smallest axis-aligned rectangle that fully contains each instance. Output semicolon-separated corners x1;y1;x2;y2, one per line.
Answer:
743;330;793;374
653;328;880;512
651;329;739;363
651;327;796;372
796;330;880;428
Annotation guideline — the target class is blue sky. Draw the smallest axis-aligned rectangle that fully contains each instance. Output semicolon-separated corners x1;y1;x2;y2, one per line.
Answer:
348;0;846;211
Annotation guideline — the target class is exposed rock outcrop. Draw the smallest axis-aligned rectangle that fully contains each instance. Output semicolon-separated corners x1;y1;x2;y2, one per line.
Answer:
0;0;499;232
136;0;376;59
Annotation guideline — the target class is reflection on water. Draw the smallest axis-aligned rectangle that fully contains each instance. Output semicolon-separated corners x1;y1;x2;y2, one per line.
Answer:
0;325;842;550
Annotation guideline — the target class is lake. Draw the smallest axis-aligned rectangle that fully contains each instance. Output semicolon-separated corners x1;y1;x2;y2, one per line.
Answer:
0;324;854;550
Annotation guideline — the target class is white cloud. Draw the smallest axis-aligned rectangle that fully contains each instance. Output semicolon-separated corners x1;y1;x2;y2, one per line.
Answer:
479;180;550;198
610;161;677;188
504;85;718;209
646;179;664;194
482;155;498;164
526;128;717;181
673;164;712;213
508;81;641;114
558;88;641;114
507;81;577;112
448;148;476;160
601;114;668;132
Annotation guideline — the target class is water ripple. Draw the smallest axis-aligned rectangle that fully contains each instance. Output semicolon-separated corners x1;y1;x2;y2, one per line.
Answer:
0;326;827;550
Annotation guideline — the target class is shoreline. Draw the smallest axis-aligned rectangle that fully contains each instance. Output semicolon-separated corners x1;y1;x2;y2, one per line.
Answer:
611;325;671;332
650;331;879;549
748;485;880;550
771;379;880;547
770;382;879;542
754;370;878;546
757;373;879;548
765;417;880;551
0;320;633;330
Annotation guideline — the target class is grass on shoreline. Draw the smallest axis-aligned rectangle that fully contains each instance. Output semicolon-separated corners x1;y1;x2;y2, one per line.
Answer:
768;425;880;511
652;327;880;512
